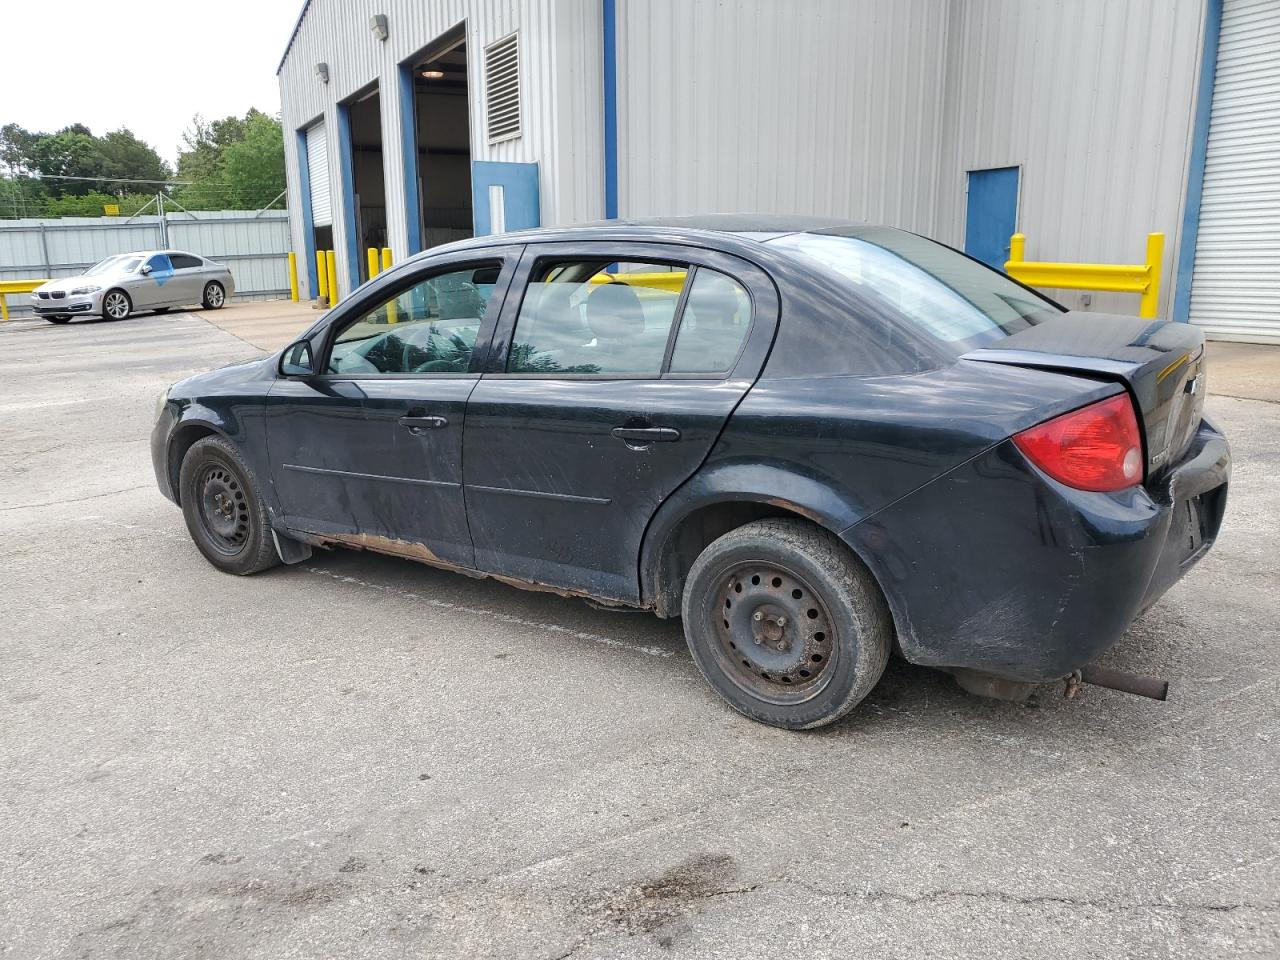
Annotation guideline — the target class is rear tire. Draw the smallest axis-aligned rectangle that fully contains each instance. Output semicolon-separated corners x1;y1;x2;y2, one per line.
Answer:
202;281;225;309
681;518;892;729
102;289;131;320
179;435;279;576
45;315;71;324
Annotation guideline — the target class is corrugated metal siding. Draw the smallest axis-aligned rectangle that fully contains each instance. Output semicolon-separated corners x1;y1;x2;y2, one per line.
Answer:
0;212;291;316
1188;0;1280;343
278;0;604;298
936;0;1205;318
615;0;948;233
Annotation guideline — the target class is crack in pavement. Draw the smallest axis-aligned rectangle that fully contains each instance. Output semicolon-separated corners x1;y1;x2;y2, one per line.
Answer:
0;484;152;513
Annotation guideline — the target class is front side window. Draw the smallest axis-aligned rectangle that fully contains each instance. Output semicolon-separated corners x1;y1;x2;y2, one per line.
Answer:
509;260;688;375
144;253;173;275
327;263;498;375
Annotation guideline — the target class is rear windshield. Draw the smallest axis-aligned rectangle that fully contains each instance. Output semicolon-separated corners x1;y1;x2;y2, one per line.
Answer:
767;228;1063;353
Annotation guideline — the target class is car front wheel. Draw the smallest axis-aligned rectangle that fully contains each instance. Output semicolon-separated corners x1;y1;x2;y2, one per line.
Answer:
179;436;279;575
681;518;892;729
102;289;131;320
202;281;225;309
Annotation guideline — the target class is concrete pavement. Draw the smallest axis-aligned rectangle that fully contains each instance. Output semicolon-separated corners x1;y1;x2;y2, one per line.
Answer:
0;307;1277;959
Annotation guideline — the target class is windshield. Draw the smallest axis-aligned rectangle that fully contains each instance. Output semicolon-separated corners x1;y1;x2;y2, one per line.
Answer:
768;228;1063;352
84;255;142;276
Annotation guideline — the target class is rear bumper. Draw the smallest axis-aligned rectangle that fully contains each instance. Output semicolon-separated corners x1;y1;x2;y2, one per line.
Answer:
843;418;1230;683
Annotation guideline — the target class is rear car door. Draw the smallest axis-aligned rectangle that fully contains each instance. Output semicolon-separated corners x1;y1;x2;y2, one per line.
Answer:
266;249;520;568
167;252;207;305
462;242;779;602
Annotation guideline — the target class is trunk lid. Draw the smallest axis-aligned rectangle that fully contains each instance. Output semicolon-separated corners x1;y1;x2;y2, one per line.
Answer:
963;311;1206;476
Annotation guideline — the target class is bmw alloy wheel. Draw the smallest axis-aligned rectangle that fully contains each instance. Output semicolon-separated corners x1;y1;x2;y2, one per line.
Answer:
103;291;131;320
203;282;225;309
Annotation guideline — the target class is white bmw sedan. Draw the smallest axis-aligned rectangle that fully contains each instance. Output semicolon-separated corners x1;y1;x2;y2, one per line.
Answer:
30;251;235;324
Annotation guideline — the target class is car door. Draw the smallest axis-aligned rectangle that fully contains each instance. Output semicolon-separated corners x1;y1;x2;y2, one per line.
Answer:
265;248;520;568
133;253;176;308
167;252;207;305
462;241;779;603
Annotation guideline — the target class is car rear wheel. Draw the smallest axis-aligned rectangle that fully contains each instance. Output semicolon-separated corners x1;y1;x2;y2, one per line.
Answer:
179;436;279;576
681;518;892;729
202;281;225;309
102;289;131;320
45;315;71;324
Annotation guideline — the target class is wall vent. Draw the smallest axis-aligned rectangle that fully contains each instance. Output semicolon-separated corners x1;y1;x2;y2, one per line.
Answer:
484;32;521;144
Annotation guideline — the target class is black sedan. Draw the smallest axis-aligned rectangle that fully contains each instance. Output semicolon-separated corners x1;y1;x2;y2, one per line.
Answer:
151;216;1230;729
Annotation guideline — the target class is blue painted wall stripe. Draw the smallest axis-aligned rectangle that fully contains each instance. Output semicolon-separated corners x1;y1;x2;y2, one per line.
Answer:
295;129;318;295
336;102;362;292
1173;0;1223;323
602;0;618;219
399;62;423;256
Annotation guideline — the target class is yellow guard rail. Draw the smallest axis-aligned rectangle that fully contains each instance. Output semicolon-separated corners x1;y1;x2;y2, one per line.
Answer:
0;279;45;321
1005;232;1164;318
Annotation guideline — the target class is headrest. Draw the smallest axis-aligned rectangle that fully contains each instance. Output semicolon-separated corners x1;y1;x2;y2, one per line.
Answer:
584;282;646;342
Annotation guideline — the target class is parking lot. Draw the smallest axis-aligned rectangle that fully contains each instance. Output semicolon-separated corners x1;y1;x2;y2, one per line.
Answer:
1;306;1277;959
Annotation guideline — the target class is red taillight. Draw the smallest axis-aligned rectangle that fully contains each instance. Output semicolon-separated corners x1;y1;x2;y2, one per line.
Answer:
1013;393;1144;492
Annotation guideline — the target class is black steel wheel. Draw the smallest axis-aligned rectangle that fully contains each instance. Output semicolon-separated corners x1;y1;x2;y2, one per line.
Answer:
682;518;892;729
179;435;279;575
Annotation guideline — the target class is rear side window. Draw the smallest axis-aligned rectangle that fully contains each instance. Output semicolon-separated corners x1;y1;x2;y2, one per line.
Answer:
668;270;752;373
509;261;688;375
170;254;203;269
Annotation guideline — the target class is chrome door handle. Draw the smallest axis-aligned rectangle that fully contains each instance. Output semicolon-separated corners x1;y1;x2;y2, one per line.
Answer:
611;426;681;443
399;414;449;435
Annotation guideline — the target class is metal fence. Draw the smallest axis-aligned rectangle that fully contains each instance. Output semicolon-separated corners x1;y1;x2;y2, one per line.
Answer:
0;210;291;317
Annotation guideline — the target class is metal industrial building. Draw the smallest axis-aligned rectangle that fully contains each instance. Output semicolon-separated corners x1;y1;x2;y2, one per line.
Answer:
278;0;1279;342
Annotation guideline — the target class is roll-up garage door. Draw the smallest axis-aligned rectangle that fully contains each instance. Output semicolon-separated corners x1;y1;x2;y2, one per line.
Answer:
1188;0;1280;343
305;122;332;227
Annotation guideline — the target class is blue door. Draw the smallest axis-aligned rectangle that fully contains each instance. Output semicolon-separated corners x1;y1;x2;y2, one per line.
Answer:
964;166;1020;270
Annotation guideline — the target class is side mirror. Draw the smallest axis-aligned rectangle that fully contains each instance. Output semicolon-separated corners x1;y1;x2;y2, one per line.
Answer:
140;264;153;275
279;339;315;377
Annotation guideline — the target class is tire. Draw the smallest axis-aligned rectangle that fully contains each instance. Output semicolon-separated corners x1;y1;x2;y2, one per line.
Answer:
102;289;131;320
178;435;279;576
202;281;226;310
681;518;892;729
45;315;71;324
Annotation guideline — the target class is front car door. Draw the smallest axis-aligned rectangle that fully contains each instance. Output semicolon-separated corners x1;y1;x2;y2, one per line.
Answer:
133;253;176;308
265;249;520;568
462;241;779;602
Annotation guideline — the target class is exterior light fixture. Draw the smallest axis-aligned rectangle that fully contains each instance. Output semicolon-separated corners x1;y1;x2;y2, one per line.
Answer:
315;62;329;83
421;69;446;79
370;14;389;41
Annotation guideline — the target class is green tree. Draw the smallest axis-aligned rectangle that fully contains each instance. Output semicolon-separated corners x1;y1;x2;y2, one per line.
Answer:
0;123;170;197
175;109;284;210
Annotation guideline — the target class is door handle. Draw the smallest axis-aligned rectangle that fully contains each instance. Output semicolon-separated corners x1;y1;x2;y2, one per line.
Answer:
611;426;681;444
399;414;449;434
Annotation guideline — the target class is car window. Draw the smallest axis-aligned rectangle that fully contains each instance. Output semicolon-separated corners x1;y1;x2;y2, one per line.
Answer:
170;254;202;269
668;269;752;373
508;260;689;375
145;254;173;274
327;263;498;375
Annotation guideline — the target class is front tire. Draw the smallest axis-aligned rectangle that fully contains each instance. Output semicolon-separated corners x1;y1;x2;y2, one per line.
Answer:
202;281;225;309
179;436;279;575
681;518;892;729
102;289;131;320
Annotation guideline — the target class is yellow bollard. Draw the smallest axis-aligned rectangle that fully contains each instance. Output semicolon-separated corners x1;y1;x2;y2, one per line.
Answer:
367;247;380;282
381;247;398;323
288;252;299;302
315;250;328;302
1140;232;1164;319
326;249;338;303
1008;233;1025;268
0;296;8;322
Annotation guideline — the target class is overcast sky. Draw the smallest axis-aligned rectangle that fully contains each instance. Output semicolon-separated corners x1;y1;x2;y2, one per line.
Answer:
1;0;303;168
